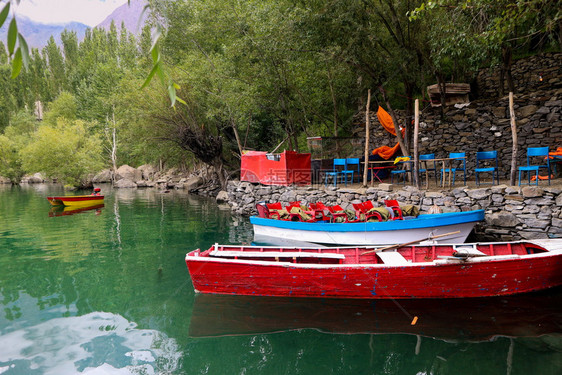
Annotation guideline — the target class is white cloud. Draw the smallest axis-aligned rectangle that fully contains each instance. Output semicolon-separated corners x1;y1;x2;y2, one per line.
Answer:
15;0;129;27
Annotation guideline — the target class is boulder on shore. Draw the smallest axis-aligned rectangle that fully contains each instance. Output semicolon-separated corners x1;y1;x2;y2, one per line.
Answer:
115;178;137;188
216;190;229;203
115;165;142;182
184;176;204;191
138;164;156;180
93;169;113;183
21;173;45;183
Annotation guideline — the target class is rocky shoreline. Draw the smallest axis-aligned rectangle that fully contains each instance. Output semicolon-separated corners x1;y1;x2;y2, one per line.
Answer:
4;164;223;196
6;163;562;242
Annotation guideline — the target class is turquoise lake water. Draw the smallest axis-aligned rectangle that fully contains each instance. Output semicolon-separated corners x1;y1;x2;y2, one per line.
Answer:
0;184;561;374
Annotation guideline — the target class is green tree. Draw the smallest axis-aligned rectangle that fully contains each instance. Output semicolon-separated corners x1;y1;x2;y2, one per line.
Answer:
44;36;67;95
44;91;77;125
412;0;562;96
0;110;36;182
21;119;103;187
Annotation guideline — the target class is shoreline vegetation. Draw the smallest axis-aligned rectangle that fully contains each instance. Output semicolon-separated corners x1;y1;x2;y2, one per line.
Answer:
6;163;562;243
1;1;560;194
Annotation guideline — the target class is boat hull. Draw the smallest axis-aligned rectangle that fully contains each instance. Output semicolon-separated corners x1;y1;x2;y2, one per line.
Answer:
185;242;562;299
47;195;104;208
251;210;484;245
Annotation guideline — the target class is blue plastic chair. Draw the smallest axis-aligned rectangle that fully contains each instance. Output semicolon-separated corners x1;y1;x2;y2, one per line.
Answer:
391;157;412;185
518;147;551;186
475;151;499;186
419;153;438;185
440;152;466;186
345;158;360;183
324;158;347;187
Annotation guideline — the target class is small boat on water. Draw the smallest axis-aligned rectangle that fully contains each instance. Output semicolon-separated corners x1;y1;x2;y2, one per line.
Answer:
251;209;485;245
47;195;104;208
185;239;562;299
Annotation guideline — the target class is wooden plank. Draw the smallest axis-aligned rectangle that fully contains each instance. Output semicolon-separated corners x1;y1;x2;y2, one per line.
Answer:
377;251;408;265
210;250;345;260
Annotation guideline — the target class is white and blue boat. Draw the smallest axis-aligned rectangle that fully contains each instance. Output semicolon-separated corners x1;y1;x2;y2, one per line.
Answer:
250;210;485;246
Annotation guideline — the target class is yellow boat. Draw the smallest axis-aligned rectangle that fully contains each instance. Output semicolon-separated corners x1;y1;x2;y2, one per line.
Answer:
47;195;104;208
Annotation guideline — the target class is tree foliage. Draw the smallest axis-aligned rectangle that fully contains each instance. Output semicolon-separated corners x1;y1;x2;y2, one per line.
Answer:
0;0;559;186
21;119;103;187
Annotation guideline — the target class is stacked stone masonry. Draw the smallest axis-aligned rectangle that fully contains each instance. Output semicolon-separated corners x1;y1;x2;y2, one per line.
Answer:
226;181;562;241
358;53;562;179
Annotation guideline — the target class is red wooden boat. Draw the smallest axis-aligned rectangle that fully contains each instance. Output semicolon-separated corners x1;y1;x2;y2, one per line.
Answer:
185;239;562;299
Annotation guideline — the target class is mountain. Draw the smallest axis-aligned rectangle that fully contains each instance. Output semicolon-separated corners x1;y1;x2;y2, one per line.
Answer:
0;16;89;49
97;0;149;34
0;1;148;50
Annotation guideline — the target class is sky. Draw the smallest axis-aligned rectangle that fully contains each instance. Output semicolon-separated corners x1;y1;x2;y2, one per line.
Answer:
15;0;129;27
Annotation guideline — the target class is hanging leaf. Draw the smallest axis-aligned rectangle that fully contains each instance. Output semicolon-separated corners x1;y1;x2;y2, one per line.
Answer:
11;48;22;78
141;62;159;89
18;33;30;70
150;25;162;54
7;18;17;55
0;2;10;29
168;83;177;107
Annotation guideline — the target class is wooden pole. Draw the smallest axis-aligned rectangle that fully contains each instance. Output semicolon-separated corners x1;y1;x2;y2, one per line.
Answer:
361;231;461;255
232;120;243;155
363;89;371;187
380;87;409;157
509;92;518;185
413;99;420;189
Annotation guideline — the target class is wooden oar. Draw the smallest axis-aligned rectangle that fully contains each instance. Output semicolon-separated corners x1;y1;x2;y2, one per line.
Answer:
361;231;461;255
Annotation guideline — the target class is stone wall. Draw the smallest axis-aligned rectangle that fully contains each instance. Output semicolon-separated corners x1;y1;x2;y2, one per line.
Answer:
476;52;562;99
225;181;562;241
359;53;562;180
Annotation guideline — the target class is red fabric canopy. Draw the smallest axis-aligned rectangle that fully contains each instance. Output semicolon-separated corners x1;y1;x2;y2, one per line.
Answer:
241;151;311;186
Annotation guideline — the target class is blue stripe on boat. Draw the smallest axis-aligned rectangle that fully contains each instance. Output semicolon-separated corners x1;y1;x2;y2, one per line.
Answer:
250;210;485;232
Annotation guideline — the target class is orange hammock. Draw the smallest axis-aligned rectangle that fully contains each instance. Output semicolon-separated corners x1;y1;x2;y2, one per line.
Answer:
371;106;404;160
531;175;554;181
548;147;562;158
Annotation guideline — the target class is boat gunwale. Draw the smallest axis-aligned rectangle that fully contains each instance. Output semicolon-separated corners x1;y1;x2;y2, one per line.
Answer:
47;195;105;201
249;209;485;232
185;241;557;269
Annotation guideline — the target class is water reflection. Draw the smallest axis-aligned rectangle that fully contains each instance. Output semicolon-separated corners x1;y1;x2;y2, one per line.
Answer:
48;204;105;217
190;288;562;342
0;311;181;374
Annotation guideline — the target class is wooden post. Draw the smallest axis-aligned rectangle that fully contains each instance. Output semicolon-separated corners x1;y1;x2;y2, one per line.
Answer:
413;99;420;189
380;87;409;156
363;89;371;187
509;92;518;185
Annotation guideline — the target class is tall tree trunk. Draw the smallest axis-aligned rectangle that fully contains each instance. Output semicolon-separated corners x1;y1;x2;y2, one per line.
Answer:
500;45;514;97
404;80;415;153
231;118;243;156
436;72;446;117
327;61;340;157
363;89;371;187
212;158;227;190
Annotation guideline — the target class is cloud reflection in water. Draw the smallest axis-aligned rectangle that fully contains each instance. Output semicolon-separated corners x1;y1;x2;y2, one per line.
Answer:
0;312;181;374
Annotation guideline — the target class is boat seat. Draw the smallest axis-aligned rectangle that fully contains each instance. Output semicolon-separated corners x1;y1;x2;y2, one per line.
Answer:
377;251;408;265
452;244;486;258
210;250;345;260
